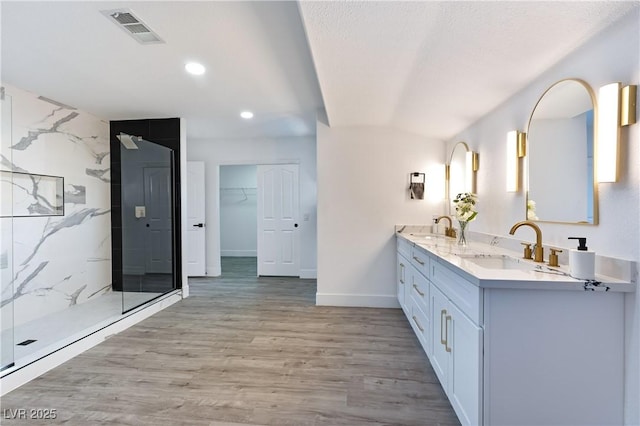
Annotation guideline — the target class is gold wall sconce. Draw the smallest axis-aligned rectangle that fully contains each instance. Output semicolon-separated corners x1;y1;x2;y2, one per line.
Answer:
597;83;637;183
506;130;526;192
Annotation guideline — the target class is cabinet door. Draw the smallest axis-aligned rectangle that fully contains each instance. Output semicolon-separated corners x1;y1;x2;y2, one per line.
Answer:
397;253;408;314
430;284;450;389
448;302;482;426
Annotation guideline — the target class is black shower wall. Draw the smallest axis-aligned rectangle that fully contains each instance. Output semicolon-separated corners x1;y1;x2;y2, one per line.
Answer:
109;118;182;291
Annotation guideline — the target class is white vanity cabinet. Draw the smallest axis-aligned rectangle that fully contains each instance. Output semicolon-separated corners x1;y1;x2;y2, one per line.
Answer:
396;234;626;426
396;238;412;315
431;266;482;426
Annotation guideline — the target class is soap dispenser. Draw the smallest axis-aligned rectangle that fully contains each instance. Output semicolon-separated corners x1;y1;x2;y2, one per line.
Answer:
568;237;595;280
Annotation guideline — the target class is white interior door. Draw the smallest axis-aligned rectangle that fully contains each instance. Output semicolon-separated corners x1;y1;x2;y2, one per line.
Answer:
257;164;299;276
187;161;206;276
144;167;172;274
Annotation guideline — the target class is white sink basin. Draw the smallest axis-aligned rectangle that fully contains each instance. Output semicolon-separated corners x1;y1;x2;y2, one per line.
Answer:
458;254;535;271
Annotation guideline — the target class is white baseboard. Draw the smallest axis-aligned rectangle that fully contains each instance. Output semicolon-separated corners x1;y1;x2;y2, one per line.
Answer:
0;292;181;396
300;269;317;279
206;264;222;277
220;250;257;257
315;293;400;308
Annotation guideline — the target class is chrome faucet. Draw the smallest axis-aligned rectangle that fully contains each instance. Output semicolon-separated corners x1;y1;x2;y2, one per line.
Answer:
509;220;544;262
436;216;457;239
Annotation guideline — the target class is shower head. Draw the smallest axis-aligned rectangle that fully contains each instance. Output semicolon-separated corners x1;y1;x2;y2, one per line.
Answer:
116;133;139;150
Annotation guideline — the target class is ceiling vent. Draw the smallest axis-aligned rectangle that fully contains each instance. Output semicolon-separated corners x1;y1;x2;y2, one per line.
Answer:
101;8;165;45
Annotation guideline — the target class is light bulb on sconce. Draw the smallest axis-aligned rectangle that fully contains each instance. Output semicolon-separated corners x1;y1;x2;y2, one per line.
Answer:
597;83;637;183
506;130;526;192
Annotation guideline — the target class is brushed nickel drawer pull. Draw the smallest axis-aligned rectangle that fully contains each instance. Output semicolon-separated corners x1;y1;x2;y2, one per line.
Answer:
412;284;424;297
445;315;452;353
399;263;405;284
440;309;447;345
412;315;424;332
413;256;425;265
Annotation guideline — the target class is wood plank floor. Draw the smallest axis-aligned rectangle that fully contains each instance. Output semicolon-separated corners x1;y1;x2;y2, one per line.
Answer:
1;258;459;425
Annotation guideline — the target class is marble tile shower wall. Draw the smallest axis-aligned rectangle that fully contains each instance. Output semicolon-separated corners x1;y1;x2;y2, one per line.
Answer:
1;84;111;327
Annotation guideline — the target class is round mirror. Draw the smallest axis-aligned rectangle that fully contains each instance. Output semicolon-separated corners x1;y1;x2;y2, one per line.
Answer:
447;141;476;214
526;79;598;224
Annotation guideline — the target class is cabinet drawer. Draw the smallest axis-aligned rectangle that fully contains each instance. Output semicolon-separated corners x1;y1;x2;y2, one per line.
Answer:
410;296;431;356
410;246;431;278
432;262;481;325
397;237;412;259
410;267;430;317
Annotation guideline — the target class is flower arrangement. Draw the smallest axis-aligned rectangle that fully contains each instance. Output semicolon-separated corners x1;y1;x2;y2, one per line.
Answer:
453;192;478;222
452;192;477;245
527;199;539;220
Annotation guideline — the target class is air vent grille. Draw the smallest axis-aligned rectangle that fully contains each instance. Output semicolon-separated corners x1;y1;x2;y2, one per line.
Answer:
125;24;151;34
101;8;165;45
112;12;138;25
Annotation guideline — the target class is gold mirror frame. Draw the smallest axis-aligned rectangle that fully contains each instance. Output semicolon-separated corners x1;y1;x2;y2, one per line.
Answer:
525;78;598;225
446;141;478;215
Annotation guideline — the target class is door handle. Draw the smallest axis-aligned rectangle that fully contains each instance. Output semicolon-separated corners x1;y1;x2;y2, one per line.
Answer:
193;223;204;228
294;223;299;228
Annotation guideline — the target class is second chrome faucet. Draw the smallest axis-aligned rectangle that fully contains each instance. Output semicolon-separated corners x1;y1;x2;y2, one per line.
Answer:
509;220;544;262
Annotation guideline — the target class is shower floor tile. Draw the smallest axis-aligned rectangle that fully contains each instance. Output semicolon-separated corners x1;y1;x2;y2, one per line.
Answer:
2;291;160;369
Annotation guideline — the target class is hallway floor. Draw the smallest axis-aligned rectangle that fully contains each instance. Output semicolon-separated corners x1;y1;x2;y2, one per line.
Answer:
1;261;459;425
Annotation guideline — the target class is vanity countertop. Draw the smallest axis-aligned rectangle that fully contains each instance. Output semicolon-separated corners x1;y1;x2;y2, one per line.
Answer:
397;231;636;292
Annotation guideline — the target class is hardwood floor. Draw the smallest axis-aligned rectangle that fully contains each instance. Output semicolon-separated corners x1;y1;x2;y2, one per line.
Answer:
1;258;459;425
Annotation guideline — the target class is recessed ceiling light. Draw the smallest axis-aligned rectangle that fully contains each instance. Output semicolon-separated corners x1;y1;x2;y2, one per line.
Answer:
240;111;254;119
185;62;205;75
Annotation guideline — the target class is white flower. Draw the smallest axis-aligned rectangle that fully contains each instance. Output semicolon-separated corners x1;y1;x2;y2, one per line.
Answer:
453;192;478;222
527;199;538;220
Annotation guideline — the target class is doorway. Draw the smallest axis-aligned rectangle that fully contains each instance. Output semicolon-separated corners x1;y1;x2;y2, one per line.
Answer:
217;163;300;278
219;165;257;277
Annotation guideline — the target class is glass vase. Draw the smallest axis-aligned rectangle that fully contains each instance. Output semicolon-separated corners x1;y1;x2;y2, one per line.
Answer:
457;221;468;246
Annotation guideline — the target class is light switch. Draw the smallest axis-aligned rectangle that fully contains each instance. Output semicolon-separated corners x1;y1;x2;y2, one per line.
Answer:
135;206;146;218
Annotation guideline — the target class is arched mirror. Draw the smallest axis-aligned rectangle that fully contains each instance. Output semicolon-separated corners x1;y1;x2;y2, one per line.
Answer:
446;141;477;214
526;79;598;224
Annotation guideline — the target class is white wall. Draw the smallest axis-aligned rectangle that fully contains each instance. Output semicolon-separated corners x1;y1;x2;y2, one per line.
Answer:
186;136;317;278
316;124;445;307
446;12;639;424
219;165;257;257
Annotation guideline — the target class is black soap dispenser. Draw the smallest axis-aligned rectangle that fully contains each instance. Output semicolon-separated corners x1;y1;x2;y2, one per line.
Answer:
568;237;595;280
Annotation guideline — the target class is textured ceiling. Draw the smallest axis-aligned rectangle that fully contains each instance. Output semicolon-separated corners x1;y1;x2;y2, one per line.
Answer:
298;1;639;141
1;1;323;139
2;2;638;142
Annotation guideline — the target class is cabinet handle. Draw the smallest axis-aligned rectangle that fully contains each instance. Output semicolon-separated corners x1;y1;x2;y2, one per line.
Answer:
440;309;447;346
412;284;424;297
412;315;424;332
445;315;452;353
413;256;425;266
399;263;405;284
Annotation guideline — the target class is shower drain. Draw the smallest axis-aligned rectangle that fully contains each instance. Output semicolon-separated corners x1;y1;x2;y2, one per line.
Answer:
17;339;37;346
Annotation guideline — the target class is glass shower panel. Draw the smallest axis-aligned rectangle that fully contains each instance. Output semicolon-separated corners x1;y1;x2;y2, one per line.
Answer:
119;134;175;313
1;90;14;370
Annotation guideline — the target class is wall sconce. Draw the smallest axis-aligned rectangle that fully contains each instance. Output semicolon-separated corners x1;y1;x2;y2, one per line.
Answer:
465;151;479;193
506;130;525;192
597;83;637;183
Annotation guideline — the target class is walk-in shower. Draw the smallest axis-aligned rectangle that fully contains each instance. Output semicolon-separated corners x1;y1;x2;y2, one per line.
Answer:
0;87;180;378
